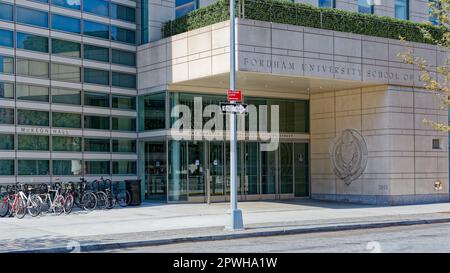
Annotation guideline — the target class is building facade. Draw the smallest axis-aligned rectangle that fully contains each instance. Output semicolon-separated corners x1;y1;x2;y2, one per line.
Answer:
0;0;448;205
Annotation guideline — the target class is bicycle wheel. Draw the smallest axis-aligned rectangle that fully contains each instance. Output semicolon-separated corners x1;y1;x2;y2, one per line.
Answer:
53;195;65;215
81;192;97;211
117;191;131;207
64;194;74;214
27;195;43;217
13;197;27;219
40;196;51;216
96;191;108;210
0;197;9;217
106;194;114;209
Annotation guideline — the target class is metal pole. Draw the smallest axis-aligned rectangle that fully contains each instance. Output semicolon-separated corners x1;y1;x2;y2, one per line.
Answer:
227;0;244;231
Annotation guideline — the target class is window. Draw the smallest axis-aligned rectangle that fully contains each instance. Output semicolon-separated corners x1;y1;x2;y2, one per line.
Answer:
0;82;14;99
85;161;110;175
84;44;109;62
51;88;81;105
84;115;110;130
432;139;441;149
17;32;49;53
52;112;81;128
0;29;13;47
112;49;136;67
112;3;136;23
53;160;82;175
112;72;136;89
395;0;409;19
112;117;136;131
18;135;49;151
52;0;80;10
0;55;14;74
176;0;197;18
0;108;14;124
18;160;49;175
84;92;110;107
52;39;81;58
111;26;136;44
113;161;136;175
17;109;49;126
112;139;136;153
16;58;49;78
0;134;14;150
0;2;13;21
429;0;440;25
51;63;81;82
83;20;109;39
16;84;49;102
83;0;109;17
358;0;374;13
140;93;166;131
84;138;110;152
84;68;109;85
0;160;14;176
51;14;81;34
112;95;136;110
16;7;49;28
52;136;81;151
318;0;335;8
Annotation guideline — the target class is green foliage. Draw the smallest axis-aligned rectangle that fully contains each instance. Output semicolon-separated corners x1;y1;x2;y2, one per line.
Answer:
163;0;446;44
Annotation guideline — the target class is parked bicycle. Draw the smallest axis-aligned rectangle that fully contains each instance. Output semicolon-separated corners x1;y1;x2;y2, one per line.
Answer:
74;178;97;211
103;178;131;209
39;183;65;216
10;184;42;219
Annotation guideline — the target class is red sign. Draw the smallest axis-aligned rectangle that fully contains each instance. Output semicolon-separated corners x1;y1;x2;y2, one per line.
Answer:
227;90;243;102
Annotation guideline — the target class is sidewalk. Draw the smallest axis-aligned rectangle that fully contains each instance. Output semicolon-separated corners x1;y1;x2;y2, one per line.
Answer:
2;199;450;252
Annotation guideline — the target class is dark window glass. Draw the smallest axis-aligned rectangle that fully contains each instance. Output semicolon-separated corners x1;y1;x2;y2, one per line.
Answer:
0;82;14;99
52;39;81;58
51;14;81;33
0;134;14;150
52;0;81;10
0;160;14;175
0;2;13;21
176;0;197;18
112;4;136;23
17;109;49;126
0;108;14;124
84;44;109;62
84;115;110;130
18;135;49;150
112;95;136;110
83;20;109;39
84;68;109;85
83;0;109;17
16;7;48;28
85;161;110;175
51;63;81;82
16;58;49;78
112;139;136;153
52;112;81;128
16;84;49;102
53;160;82;175
0;55;14;74
51;88;81;105
112;117;136;131
112;161;136;175
318;0;335;8
111;26;135;44
112;72;136;89
358;0;374;13
17;32;49;53
52;136;81;151
84;92;109;107
18;160;49;175
395;0;409;19
140;92;166;131
112;49;136;67
0;29;13;47
84;138;110;152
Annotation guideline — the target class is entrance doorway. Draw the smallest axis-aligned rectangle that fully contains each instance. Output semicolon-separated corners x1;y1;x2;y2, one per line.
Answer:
144;142;166;201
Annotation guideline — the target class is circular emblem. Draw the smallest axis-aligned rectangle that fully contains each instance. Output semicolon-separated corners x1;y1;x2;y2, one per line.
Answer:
329;129;368;186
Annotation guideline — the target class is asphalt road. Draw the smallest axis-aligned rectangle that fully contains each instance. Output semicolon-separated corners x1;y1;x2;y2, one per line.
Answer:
104;223;450;253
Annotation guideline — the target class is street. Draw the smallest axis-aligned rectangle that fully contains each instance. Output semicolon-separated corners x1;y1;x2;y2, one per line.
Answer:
103;223;450;253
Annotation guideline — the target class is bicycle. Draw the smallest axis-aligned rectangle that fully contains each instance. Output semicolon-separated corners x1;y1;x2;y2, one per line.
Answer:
74;178;97;211
39;183;65;216
61;182;75;214
10;184;42;219
92;178;109;210
0;184;14;218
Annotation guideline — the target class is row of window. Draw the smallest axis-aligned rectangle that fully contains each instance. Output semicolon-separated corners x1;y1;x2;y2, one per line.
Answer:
0;82;136;110
0;159;137;176
0;56;136;89
0;108;137;131
0;30;136;67
0;134;136;153
0;3;136;44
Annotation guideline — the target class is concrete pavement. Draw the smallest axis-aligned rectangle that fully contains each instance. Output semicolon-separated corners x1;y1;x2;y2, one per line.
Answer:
2;199;450;252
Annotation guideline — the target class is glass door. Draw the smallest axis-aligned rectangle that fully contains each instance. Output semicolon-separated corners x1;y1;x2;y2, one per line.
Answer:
187;142;205;199
208;142;225;200
260;148;278;195
144;142;166;201
294;143;309;197
244;142;259;196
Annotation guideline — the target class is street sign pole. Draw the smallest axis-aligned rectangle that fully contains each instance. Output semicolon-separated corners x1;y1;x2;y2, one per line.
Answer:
227;0;244;231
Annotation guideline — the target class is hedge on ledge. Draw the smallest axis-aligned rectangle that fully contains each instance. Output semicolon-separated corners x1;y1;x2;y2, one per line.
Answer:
163;0;446;44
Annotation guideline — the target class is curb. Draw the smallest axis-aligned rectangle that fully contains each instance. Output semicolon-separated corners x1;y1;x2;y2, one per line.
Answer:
11;217;450;253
